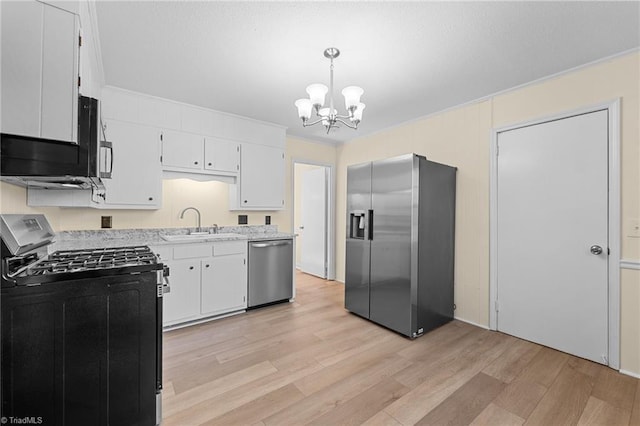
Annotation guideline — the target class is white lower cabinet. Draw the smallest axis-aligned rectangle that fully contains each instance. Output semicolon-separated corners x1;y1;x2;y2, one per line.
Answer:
201;255;247;316
154;241;247;327
163;260;201;324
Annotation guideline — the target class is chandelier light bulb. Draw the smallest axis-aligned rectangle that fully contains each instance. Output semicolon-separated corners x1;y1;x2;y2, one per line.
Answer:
306;84;328;108
352;103;366;122
342;86;364;111
295;99;313;120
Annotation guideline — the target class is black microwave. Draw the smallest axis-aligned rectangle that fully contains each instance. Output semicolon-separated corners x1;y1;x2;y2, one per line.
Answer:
0;96;111;187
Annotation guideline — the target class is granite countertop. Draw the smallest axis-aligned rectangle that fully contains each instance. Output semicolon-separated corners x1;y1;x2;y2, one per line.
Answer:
51;225;296;252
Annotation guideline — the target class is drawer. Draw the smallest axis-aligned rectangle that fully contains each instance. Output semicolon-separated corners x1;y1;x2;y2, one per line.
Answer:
214;241;246;256
173;243;214;259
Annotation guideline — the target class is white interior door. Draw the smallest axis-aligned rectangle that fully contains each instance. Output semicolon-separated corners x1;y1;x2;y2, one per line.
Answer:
496;110;609;364
300;167;327;278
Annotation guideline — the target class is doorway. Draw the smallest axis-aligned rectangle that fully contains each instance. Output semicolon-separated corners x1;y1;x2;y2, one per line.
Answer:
292;160;334;280
490;101;620;368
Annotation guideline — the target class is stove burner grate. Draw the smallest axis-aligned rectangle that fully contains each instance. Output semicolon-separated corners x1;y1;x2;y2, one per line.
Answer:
27;246;158;276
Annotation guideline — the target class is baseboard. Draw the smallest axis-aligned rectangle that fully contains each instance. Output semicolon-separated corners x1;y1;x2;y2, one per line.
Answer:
453;316;490;330
619;369;640;379
162;310;245;331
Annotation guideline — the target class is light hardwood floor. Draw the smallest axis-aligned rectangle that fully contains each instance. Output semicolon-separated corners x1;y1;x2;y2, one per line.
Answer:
162;271;640;426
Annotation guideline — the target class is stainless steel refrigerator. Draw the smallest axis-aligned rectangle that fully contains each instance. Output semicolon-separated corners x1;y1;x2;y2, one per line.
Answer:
345;153;456;338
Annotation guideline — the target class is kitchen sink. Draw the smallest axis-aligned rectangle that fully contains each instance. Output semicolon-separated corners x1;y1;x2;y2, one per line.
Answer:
160;233;244;242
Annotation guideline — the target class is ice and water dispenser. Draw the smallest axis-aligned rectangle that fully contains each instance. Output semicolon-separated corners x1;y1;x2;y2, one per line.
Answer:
349;210;367;239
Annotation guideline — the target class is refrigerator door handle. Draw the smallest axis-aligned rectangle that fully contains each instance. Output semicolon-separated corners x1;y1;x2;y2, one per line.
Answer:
368;209;374;240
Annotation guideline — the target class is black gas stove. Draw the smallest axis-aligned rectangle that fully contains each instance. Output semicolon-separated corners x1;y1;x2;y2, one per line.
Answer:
1;214;165;425
3;245;162;287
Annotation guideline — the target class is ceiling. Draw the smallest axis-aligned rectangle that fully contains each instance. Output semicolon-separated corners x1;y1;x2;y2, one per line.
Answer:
95;1;639;144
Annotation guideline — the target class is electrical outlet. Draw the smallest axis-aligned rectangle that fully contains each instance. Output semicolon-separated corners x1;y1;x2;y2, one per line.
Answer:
238;215;248;225
265;215;271;225
101;216;112;229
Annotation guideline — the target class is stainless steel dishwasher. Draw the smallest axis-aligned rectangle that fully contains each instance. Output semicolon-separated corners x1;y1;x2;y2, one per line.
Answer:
248;239;293;308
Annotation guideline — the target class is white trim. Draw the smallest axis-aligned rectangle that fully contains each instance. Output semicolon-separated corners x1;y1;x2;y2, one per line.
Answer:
454;317;490;330
290;159;336;281
608;99;621;370
287;135;339;147
489;99;621;370
162;309;245;331
489;129;499;331
341;48;639;146
621;259;640;270
619;369;640;379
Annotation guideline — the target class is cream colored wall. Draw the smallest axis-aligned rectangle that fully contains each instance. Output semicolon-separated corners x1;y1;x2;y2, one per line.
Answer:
336;51;640;374
0;136;337;235
293;163;322;267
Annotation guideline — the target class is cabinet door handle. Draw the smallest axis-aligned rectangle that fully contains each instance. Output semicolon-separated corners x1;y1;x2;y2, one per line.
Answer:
194;161;199;165
148;197;153;201
99;141;113;179
244;200;248;203
189;266;194;270
205;264;210;268
208;162;212;166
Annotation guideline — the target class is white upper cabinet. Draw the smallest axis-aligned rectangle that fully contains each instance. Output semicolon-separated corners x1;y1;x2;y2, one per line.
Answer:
204;137;240;173
101;86;286;210
233;143;285;210
161;130;203;170
101;120;162;207
161;132;240;178
1;1;79;142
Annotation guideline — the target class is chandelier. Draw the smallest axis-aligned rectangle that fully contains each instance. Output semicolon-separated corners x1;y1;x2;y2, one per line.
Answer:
294;47;365;133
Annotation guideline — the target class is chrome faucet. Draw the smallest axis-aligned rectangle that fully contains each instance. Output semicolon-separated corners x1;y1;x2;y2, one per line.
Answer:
179;207;202;233
210;224;219;234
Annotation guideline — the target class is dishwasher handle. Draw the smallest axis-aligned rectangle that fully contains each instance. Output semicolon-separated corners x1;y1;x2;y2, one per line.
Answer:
251;240;292;248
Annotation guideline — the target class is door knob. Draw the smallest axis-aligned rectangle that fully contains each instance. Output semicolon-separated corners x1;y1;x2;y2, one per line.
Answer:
590;245;603;255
